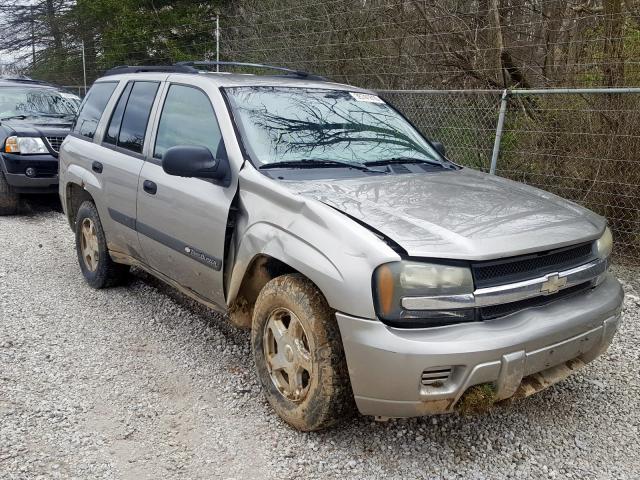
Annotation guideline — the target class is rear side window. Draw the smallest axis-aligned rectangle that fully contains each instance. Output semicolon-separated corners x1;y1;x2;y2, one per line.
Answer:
73;82;117;139
154;84;224;159
117;81;159;154
104;82;133;146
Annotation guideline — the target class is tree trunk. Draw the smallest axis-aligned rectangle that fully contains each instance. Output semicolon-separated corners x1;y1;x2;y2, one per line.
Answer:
487;0;505;86
602;0;625;87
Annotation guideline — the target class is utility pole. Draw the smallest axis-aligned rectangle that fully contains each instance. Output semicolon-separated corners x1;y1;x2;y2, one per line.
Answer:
30;5;36;67
81;40;87;95
215;14;220;72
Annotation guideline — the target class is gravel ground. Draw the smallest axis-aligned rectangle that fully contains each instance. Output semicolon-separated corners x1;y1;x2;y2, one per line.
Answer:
1;197;639;480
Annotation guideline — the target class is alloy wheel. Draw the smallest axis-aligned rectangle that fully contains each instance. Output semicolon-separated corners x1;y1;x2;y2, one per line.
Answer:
80;217;99;272
263;307;313;402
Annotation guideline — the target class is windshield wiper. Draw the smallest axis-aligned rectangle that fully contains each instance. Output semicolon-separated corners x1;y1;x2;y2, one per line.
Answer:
364;157;450;168
0;114;33;121
1;112;74;121
34;112;75;118
259;159;384;173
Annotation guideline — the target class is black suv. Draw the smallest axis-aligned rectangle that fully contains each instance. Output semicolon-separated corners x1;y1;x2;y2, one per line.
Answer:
0;77;81;215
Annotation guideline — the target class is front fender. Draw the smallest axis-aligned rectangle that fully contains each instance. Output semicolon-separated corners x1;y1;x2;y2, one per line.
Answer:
228;168;401;319
228;221;343;302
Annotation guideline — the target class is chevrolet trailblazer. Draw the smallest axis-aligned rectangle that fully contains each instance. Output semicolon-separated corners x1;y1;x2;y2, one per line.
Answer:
58;62;623;431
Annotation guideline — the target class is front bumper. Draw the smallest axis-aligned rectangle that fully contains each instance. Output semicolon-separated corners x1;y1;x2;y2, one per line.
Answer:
336;274;623;418
1;153;58;193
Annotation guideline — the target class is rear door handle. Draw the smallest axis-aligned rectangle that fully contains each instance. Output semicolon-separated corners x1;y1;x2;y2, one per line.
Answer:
143;180;157;195
92;161;103;173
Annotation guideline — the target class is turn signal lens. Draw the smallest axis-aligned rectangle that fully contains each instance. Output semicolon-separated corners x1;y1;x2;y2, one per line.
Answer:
5;136;19;153
376;264;395;316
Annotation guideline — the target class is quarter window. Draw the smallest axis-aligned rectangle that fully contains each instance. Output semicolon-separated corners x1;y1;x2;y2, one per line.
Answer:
116;81;159;154
154;85;224;160
103;82;133;146
73;82;117;139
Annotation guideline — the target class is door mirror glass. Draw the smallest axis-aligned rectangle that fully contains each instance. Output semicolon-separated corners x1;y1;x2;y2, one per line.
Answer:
162;145;230;182
431;141;446;157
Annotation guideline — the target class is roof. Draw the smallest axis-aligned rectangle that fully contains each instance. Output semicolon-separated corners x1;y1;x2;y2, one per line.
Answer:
97;70;373;94
99;62;375;94
0;77;61;89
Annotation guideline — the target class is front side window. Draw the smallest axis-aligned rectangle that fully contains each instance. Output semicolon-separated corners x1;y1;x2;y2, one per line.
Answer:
154;84;224;159
223;86;446;168
74;82;117;139
116;81;159;154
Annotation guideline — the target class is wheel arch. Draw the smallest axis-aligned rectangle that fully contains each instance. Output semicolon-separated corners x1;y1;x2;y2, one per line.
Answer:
65;182;95;229
226;223;343;328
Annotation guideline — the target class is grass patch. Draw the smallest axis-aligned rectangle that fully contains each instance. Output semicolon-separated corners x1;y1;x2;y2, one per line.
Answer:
457;383;497;416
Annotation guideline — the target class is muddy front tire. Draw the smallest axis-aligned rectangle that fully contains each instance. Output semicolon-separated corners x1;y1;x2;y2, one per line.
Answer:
0;171;18;215
252;274;354;431
75;201;129;288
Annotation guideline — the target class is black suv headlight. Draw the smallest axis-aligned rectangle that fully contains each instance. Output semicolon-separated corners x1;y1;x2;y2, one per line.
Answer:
373;260;476;328
5;136;48;154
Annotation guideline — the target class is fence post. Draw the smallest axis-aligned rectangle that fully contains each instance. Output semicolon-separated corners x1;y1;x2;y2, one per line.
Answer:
489;89;509;175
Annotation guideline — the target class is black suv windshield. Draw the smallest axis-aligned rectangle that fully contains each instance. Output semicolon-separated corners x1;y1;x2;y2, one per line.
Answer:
0;86;81;119
224;86;448;169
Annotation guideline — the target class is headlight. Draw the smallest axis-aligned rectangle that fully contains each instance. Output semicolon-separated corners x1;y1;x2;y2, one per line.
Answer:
595;227;613;260
373;261;475;328
4;136;48;154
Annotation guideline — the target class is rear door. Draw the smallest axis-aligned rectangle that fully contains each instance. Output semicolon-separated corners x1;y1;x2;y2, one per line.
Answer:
136;79;237;306
98;80;161;258
64;80;118;229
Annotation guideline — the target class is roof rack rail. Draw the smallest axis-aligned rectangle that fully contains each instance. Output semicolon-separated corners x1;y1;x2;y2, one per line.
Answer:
103;64;198;76
175;61;327;81
0;75;51;85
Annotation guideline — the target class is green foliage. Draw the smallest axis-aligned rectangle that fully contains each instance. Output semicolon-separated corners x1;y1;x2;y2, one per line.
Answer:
20;0;226;84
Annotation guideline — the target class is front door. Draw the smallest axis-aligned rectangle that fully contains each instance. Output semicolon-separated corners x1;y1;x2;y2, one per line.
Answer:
136;83;237;306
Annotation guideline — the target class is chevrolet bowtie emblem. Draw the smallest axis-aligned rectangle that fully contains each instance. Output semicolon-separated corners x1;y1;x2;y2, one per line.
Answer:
540;273;567;295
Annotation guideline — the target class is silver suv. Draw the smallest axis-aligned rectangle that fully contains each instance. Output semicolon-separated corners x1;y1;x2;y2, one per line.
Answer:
59;62;623;431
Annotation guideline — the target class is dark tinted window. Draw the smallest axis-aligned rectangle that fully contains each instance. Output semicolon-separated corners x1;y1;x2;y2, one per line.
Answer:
117;81;158;154
74;82;117;139
154;85;223;159
104;82;133;145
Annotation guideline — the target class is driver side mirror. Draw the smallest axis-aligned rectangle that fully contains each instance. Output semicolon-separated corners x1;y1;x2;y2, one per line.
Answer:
162;145;230;186
431;141;446;158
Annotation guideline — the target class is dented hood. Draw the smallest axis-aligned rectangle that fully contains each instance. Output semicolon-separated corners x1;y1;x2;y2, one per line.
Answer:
284;168;605;260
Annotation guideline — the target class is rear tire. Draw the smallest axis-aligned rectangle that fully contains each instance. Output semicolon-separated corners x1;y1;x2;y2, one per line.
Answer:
75;200;129;288
252;274;355;431
0;171;18;215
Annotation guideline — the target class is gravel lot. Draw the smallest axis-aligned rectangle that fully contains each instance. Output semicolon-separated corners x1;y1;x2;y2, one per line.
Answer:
1;197;639;480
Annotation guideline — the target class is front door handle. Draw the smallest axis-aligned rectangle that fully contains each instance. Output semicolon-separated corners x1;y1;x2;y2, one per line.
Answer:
143;180;157;195
92;161;103;173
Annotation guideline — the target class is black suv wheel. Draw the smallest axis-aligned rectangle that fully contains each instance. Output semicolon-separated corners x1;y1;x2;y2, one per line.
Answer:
0;172;18;215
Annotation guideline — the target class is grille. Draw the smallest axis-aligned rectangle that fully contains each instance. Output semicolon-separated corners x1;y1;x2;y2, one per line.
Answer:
421;366;452;386
472;242;594;288
45;136;65;153
479;282;591;320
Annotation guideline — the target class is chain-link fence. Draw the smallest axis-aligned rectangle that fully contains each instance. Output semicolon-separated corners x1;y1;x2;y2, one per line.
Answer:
381;88;640;265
